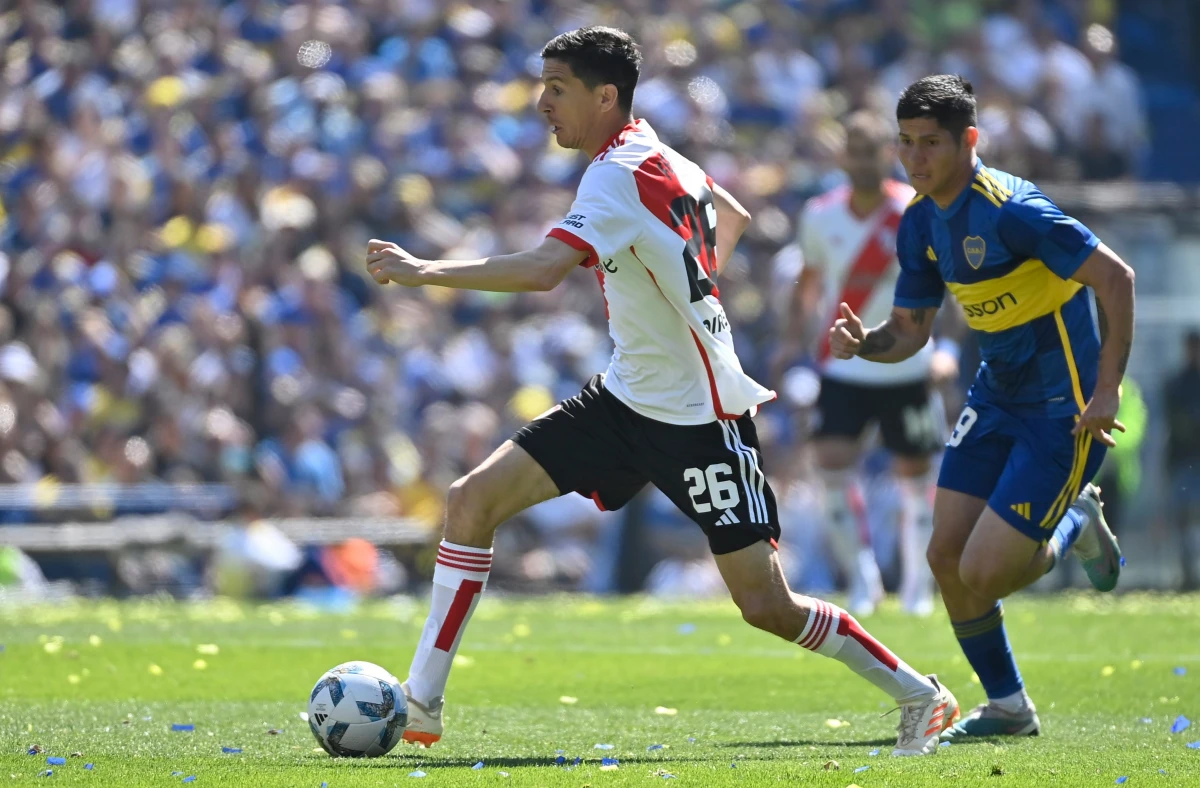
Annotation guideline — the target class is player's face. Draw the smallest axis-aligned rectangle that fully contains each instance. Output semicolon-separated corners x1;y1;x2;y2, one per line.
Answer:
841;130;892;192
537;59;601;151
897;118;971;197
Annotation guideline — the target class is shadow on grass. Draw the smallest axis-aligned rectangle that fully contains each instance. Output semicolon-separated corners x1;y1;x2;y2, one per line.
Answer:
715;737;896;749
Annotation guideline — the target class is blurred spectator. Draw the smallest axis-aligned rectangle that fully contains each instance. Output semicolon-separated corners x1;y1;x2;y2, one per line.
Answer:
1165;330;1200;590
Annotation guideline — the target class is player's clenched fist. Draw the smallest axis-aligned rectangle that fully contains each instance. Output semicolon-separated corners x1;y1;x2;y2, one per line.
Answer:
366;239;424;287
829;302;865;359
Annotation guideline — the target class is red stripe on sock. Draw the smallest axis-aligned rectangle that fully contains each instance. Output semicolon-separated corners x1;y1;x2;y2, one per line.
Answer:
437;550;491;566
438;545;493;560
809;603;834;650
436;558;492;573
798;606;824;649
434;579;484;652
838;611;900;670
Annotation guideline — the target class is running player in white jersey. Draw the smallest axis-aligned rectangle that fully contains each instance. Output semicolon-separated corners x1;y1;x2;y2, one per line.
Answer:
365;26;957;757
782;112;962;616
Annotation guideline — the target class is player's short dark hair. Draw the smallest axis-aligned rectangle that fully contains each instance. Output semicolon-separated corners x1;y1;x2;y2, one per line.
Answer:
843;110;893;148
896;75;977;142
541;26;641;114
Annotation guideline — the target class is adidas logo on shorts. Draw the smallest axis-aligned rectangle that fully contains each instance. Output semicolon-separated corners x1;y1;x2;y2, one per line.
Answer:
715;509;740;527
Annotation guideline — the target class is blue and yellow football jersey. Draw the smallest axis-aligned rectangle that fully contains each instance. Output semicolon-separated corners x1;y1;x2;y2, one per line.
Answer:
894;160;1101;420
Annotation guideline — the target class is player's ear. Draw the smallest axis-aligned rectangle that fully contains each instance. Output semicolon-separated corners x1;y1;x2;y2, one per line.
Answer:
597;82;620;113
962;126;980;149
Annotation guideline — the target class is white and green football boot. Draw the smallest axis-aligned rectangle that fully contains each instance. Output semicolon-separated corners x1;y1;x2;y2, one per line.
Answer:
940;701;1041;740
1071;483;1122;592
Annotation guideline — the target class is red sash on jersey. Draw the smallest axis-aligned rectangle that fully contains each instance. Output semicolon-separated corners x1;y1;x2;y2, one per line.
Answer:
818;210;903;362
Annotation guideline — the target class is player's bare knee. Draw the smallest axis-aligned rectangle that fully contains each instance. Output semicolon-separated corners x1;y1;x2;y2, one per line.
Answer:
926;539;962;582
958;560;1010;600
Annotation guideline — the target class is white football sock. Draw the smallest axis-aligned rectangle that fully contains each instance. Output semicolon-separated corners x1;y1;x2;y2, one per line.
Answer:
405;540;492;705
897;475;935;605
822;470;883;602
795;598;935;704
991;688;1035;713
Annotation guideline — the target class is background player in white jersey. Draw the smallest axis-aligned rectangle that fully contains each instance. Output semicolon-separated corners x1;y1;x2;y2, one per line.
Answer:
782;113;962;616
365;26;957;756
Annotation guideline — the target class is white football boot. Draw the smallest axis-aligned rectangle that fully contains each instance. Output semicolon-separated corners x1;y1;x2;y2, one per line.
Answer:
400;682;443;747
892;675;960;756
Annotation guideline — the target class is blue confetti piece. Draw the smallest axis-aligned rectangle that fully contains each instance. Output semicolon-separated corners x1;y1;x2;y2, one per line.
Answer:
677;623;696;635
730;762;737;768
1188;741;1200;749
601;758;619;766
172;724;195;732
39;771;52;778
647;744;664;751
555;750;565;754
940;741;952;747
1119;556;1126;567
84;764;94;771
1175;667;1188;676
1141;718;1154;724
868;749;880;756
472;761;484;770
687;737;696;743
1115;777;1127;784
0;644;5;652
321;783;327;787
554;756;565;765
661;775;676;780
855;766;870;774
407;771;426;778
594;743;614;750
221;748;242;754
47;757;66;766
172;772;183;777
1172;715;1191;734
27;749;39;755
1160;770;1168;775
572;757;581;766
183;777;196;784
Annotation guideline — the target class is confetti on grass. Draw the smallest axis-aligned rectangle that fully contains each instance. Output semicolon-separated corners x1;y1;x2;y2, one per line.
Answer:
647;744;664;751
1187;741;1200;749
183;778;196;784
868;749;880;756
408;771;426;778
655;707;677;716
1172;716;1191;734
221;747;242;754
601;758;619;766
1175;667;1188;677
473;761;484;769
559;696;577;705
47;758;65;766
677;624;696;635
594;744;614;750
854;766;870;774
172;724;195;732
84;764;94;770
1115;778;1128;784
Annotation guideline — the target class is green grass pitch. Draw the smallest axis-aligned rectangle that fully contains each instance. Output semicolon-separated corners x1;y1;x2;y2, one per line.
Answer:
3;593;1199;786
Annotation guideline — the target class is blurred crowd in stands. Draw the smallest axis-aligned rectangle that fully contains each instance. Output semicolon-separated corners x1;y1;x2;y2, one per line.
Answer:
0;0;1196;597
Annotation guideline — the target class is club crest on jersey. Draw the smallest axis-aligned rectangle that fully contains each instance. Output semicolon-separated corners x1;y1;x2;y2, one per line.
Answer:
963;235;987;269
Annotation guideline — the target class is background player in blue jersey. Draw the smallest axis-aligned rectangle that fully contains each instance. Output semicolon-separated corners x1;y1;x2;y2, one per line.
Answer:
829;75;1135;739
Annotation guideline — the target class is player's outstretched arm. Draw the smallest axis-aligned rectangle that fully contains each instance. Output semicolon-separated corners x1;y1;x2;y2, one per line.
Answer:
365;237;588;293
711;182;751;275
829;302;937;363
1068;242;1136;447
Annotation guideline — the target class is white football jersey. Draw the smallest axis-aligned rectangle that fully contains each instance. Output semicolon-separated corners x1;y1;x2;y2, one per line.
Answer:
547;119;775;425
798;180;933;385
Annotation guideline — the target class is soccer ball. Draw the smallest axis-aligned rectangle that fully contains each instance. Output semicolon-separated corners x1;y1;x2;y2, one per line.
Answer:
307;661;407;757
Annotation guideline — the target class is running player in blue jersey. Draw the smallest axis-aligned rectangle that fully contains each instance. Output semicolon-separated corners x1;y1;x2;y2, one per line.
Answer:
829;75;1134;739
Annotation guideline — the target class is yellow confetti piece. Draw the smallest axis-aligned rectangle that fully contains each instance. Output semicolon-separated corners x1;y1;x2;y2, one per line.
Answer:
88;635;102;648
512;623;531;638
717;634;732;646
67;674;81;685
1101;665;1115;677
106;618;122;632
559;696;578;705
341;629;358;640
599;764;618;772
196;644;220;656
44;641;62;655
193;660;208;671
1130;660;1143;670
970;672;981;685
655;706;678;716
825;718;849;729
148;664;163;676
452;655;474;668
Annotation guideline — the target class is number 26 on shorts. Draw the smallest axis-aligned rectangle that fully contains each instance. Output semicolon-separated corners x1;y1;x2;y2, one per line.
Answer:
947;406;978;448
683;463;740;513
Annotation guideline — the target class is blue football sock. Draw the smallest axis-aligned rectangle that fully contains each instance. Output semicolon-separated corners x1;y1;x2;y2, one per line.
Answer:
952;602;1024;700
1046;506;1088;573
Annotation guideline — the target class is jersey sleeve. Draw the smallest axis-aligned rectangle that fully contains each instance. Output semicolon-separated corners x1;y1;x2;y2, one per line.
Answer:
546;162;643;268
797;203;828;271
892;208;945;309
996;190;1100;280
